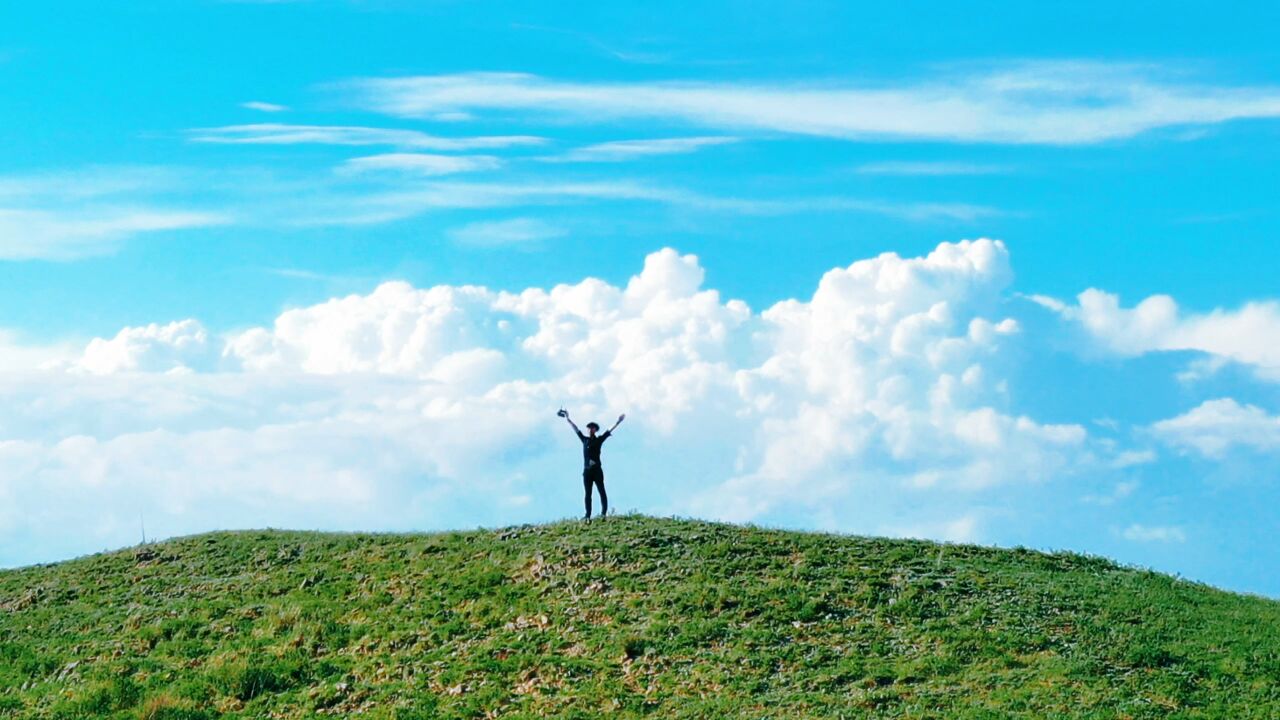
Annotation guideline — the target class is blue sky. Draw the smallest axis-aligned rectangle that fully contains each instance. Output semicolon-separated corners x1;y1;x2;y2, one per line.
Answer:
2;1;1279;596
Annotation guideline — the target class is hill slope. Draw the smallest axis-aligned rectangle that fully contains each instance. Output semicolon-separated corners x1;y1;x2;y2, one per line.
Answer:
1;516;1278;719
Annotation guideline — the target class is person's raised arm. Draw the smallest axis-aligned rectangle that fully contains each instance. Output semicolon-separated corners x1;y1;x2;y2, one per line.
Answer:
563;410;584;439
608;413;626;434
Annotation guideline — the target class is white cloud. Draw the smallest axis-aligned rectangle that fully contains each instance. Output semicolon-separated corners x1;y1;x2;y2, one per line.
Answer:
0;207;227;261
448;217;566;248
0;168;229;260
1111;450;1156;469
1083;479;1140;506
1121;524;1186;543
1037;289;1280;380
855;161;1011;176
1151;398;1280;459
0;166;181;202
352;64;1280;145
340;153;502;176
188;123;546;150
0;240;1118;565
0;158;996;259
289;179;695;227
73;320;215;375
807;199;1001;222
222;281;508;377
693;240;1086;522
241;101;288;113
547;136;738;163
312;179;1002;227
0;331;76;371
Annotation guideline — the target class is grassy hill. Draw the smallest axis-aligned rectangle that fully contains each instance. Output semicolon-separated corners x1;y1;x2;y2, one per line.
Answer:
1;516;1278;719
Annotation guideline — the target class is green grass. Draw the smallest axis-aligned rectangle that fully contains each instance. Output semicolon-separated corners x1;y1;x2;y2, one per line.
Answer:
1;515;1278;718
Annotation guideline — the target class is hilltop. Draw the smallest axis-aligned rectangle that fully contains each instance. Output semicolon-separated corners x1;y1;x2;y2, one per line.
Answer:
1;516;1278;718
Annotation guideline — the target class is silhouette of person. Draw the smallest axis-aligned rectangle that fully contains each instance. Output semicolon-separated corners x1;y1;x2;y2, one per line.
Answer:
560;409;624;520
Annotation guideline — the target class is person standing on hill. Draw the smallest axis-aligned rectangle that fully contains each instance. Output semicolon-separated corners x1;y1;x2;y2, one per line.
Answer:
559;409;625;521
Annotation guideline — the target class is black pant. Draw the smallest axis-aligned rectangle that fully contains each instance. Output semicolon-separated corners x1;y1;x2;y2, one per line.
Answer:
583;466;607;518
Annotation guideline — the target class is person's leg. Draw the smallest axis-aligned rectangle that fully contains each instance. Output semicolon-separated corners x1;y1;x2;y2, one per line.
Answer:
595;473;608;517
583;473;593;519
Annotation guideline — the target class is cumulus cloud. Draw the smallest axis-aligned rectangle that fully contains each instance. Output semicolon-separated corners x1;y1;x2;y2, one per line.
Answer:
0;374;537;563
0;240;1115;565
352;64;1280;145
691;240;1087;522
1151;398;1280;459
73;320;215;375
223;282;509;377
1035;289;1280;380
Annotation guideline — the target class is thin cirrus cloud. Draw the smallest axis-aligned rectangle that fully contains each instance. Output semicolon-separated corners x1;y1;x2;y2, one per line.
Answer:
1121;524;1187;543
339;153;503;176
0;164;998;260
290;179;688;226
0;168;229;260
545;136;739;163
350;63;1280;144
240;101;289;113
855;161;1012;176
188;123;546;151
300;178;1003;227
447;217;566;248
0;208;229;261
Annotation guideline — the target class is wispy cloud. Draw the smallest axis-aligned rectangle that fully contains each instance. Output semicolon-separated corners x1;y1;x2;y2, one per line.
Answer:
0;168;228;260
0;166;183;202
256;267;377;288
0;208;227;261
1151;398;1280;459
339;153;502;176
1036;289;1280;382
188;123;545;151
855;161;1012;176
290;179;685;226
545;136;738;163
294;177;1002;227
448;217;566;248
0;162;999;259
806;198;1002;222
352;64;1280;145
241;101;289;113
1121;524;1187;543
1082;479;1140;505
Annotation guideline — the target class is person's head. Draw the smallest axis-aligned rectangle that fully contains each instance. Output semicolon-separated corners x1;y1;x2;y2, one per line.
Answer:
586;422;600;436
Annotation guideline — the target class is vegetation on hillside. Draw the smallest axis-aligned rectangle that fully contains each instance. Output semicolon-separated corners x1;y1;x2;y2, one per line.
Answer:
1;515;1278;718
